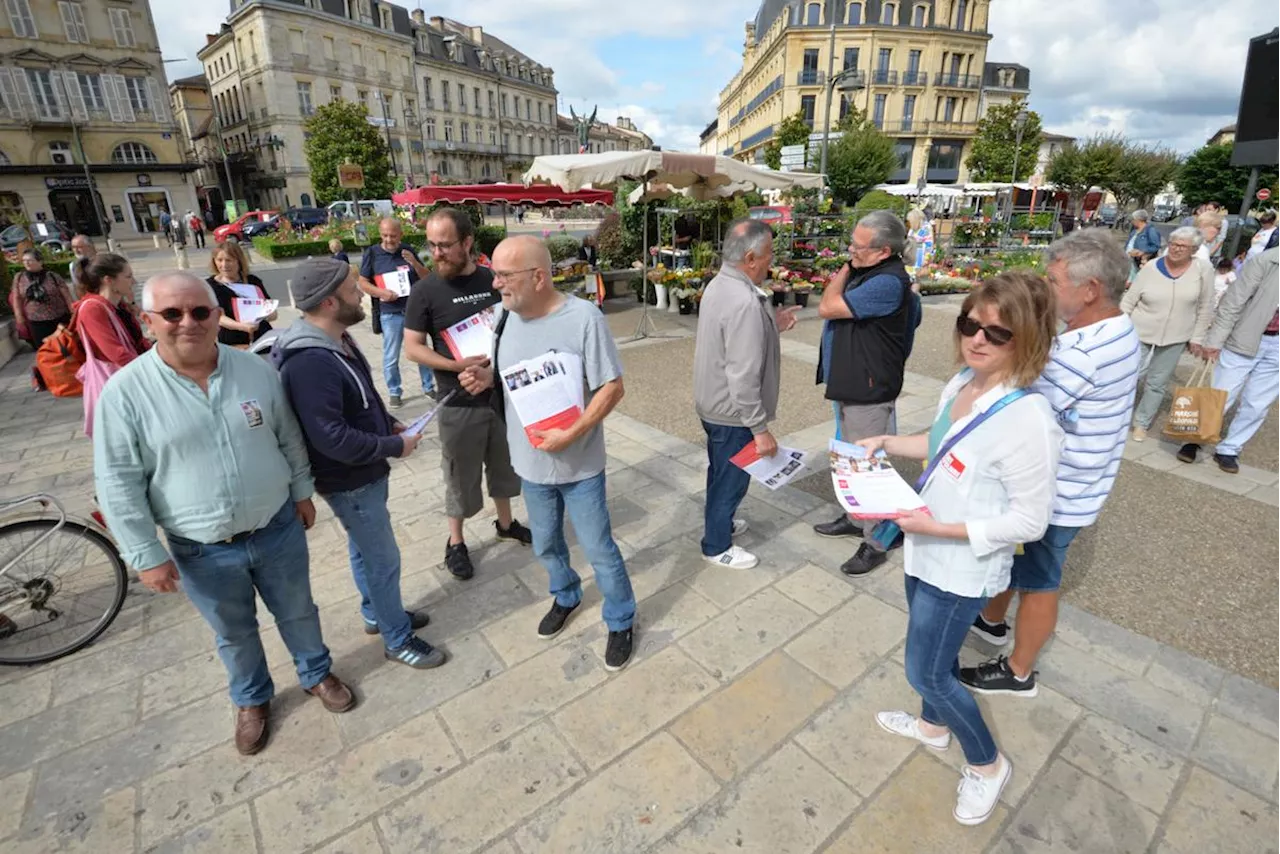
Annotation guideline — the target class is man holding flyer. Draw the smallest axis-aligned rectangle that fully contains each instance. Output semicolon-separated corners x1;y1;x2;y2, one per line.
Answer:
459;236;637;671
405;208;532;582
359;217;436;408
274;258;446;670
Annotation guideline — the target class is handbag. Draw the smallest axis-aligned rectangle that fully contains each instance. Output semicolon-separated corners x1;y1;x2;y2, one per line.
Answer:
867;388;1031;550
1161;359;1227;443
76;301;132;438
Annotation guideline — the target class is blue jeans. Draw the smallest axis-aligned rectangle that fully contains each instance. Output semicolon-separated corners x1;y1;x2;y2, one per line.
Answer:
700;421;754;556
903;575;997;765
168;501;331;707
322;476;411;650
379;310;434;398
522;472;636;632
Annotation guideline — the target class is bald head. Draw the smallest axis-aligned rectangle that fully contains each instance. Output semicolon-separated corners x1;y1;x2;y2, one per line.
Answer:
492;235;555;318
141;271;217;312
499;234;553;273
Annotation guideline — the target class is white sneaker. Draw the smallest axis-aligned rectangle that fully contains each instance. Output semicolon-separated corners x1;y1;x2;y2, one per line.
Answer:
1132;426;1148;442
954;755;1011;826
731;519;749;537
704;545;759;569
874;710;951;750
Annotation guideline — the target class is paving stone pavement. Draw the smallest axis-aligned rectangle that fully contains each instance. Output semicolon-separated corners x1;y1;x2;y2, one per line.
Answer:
0;299;1276;854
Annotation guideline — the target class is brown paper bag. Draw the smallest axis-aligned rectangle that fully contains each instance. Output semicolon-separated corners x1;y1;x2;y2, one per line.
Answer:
1162;359;1228;443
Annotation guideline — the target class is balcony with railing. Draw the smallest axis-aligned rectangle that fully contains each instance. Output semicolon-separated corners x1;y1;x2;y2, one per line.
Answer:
876;119;978;135
901;70;928;86
795;70;825;86
934;73;981;89
869;69;898;85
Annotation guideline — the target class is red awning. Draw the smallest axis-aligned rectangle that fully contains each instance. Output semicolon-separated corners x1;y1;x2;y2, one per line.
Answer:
391;183;614;207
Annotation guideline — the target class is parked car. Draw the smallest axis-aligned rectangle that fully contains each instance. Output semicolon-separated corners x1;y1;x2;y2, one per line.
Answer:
243;207;329;238
327;199;394;220
1094;204;1119;227
1;221;73;254
241;214;281;239
213;210;278;244
1152;205;1176;223
747;205;793;226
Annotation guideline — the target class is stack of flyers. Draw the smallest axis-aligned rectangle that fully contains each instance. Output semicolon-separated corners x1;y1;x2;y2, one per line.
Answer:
440;306;496;360
828;438;926;520
232;298;278;324
730;444;809;490
375;267;412;297
498;350;585;447
400;390;457;437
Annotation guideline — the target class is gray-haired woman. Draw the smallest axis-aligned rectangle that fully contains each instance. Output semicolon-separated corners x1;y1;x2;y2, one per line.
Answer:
1120;226;1215;440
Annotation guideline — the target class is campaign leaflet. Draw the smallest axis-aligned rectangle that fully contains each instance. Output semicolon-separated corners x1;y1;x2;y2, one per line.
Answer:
401;390;458;437
439;306;496;360
499;351;585;448
730;443;809;490
828;438;927;520
375;267;412;297
231;299;278;324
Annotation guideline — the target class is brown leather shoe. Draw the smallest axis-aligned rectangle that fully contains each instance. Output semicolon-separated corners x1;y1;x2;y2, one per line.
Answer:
235;702;270;755
306;673;356;713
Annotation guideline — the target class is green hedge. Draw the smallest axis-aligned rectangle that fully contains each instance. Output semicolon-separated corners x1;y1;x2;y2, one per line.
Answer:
252;233;428;261
475;225;505;256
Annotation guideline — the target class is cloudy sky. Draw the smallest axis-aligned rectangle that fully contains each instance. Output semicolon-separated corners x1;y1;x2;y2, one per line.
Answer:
156;0;1276;154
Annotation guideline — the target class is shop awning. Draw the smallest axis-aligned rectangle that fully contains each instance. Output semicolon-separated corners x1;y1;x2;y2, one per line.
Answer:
392;183;614;207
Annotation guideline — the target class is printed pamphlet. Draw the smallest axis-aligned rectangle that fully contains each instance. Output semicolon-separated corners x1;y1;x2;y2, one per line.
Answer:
499;351;584;448
440;306;497;360
730;443;809;490
828;438;927;520
401;390;457;437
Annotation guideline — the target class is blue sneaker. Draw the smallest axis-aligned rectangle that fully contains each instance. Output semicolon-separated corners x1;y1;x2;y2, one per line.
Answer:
385;635;447;669
363;610;430;635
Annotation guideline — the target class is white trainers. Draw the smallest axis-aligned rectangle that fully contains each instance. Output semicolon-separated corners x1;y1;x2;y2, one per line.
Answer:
954;755;1012;826
874;710;951;750
731;519;749;537
704;545;759;569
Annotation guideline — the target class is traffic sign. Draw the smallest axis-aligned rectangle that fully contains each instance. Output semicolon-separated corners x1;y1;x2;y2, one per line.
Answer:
1258;188;1272;201
780;144;806;157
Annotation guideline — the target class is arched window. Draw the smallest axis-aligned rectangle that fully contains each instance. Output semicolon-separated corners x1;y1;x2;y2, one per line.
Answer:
111;142;157;164
300;192;312;206
881;2;897;24
846;2;862;24
912;4;926;26
805;3;821;24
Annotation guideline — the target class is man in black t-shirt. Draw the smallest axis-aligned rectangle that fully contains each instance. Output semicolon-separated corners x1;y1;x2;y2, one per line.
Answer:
404;208;531;580
358;217;436;408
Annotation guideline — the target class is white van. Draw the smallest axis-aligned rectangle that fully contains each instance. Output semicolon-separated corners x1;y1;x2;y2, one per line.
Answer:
326;199;395;220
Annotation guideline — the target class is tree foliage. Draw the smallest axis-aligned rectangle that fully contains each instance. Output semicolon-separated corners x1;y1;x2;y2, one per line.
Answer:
762;109;814;170
1111;145;1181;210
825;108;896;205
1046;134;1128;214
965;98;1043;182
1175;143;1279;210
303;100;394;205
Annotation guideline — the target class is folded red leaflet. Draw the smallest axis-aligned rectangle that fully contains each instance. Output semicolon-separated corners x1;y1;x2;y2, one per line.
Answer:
525;407;582;447
729;443;760;468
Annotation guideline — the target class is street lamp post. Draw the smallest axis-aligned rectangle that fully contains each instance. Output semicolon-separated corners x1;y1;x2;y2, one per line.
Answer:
378;93;398;176
818;69;865;187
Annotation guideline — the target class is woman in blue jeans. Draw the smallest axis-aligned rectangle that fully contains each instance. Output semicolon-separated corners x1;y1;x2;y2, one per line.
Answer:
857;272;1063;825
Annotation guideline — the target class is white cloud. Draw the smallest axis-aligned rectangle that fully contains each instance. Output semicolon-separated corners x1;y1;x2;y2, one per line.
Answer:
153;0;1276;155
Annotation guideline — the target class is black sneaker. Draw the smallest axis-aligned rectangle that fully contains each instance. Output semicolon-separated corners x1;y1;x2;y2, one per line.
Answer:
495;519;533;546
959;656;1038;697
385;635;447;669
1214;453;1240;474
970;615;1009;646
537;600;580;639
1176;443;1199;464
444;539;474;580
605;628;634;671
841;542;887;576
363;610;430;635
813;514;864;539
389;394;403;409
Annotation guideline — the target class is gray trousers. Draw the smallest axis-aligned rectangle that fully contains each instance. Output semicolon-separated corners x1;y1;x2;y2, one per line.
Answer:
831;401;897;531
1134;342;1186;429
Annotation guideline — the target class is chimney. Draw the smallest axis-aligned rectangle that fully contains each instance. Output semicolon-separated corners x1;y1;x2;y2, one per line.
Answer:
411;10;424;25
470;25;483;43
744;22;756;48
429;16;445;29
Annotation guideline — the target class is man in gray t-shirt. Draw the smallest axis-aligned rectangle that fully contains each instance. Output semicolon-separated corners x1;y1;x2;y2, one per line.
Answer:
460;236;637;671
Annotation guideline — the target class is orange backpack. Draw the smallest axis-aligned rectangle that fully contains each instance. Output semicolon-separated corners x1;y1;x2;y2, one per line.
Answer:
34;309;85;397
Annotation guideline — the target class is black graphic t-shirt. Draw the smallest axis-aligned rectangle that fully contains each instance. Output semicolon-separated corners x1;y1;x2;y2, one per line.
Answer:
404;266;500;407
360;242;419;315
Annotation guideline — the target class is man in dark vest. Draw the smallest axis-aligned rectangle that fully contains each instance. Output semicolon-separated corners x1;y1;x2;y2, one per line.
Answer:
813;210;921;576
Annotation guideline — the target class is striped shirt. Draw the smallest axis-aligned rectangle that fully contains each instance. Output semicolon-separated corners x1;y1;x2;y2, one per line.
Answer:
1032;314;1141;527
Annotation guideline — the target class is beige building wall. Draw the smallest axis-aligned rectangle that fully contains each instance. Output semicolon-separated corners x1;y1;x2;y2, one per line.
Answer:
712;0;1007;185
0;0;196;235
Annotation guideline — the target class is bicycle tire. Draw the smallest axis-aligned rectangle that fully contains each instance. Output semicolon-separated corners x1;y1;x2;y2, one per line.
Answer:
0;518;128;666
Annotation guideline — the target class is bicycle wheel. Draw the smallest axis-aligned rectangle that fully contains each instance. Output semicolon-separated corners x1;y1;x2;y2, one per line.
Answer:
0;518;128;666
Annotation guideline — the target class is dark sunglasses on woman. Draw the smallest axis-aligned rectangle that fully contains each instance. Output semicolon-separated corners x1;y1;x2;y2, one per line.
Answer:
147;306;215;323
956;314;1013;346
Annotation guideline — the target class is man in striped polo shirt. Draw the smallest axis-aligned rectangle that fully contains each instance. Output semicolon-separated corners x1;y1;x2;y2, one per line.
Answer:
961;230;1141;696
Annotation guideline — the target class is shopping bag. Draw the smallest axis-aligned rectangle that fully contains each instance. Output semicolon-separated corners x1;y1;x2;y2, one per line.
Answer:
1161;359;1227;444
76;303;131;438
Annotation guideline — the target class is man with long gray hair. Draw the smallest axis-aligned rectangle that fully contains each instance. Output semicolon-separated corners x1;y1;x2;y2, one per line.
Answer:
814;209;921;576
693;217;800;569
962;229;1140;697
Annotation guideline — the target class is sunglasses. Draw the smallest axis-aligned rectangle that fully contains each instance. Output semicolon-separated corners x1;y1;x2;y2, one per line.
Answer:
147;306;214;323
956;314;1013;346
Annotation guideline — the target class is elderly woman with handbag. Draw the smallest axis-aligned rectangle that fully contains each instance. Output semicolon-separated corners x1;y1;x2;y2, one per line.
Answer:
857;271;1063;826
9;249;75;346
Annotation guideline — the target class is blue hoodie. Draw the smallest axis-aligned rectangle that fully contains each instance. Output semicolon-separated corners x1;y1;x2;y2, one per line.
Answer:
273;318;403;495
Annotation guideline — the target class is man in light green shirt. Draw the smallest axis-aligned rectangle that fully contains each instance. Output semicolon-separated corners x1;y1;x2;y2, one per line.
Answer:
93;271;356;756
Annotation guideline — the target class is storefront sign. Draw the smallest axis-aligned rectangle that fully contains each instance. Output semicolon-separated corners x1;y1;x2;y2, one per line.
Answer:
44;176;91;190
338;163;365;189
136;174;152;186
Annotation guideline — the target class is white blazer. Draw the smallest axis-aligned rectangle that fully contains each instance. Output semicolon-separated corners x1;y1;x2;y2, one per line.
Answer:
904;371;1065;598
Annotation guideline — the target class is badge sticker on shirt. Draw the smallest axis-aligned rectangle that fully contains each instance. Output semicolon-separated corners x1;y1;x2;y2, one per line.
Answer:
942;452;966;481
240;399;264;429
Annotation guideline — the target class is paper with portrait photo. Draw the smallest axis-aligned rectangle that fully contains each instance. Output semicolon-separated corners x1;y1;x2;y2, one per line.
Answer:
730;443;809;490
828;438;926;520
500;351;585;447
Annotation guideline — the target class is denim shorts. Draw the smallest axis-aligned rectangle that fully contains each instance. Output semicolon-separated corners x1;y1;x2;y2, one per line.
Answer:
1009;524;1081;592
